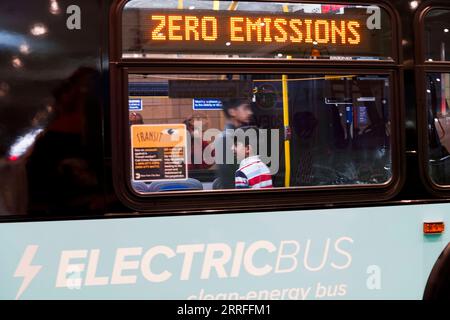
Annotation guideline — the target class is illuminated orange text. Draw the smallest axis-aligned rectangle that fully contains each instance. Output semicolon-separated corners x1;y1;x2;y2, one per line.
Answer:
151;15;218;41
150;15;362;46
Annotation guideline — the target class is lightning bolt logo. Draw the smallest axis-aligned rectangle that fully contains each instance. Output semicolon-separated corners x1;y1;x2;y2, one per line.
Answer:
14;245;42;300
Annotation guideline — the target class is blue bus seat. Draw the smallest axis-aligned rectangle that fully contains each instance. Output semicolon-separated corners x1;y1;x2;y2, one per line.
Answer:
212;177;223;190
131;181;151;193
147;178;203;192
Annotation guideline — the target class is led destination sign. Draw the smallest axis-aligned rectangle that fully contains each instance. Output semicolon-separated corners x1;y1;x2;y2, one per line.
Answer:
150;14;361;45
122;8;390;58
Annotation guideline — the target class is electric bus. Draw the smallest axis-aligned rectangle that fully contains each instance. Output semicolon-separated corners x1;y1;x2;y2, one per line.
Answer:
0;0;449;300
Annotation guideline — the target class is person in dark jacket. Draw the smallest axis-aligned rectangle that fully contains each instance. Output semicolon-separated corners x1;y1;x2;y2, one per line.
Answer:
214;98;253;189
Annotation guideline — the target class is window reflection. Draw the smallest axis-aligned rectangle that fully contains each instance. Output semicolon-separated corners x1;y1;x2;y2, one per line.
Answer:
424;10;450;62
427;73;450;185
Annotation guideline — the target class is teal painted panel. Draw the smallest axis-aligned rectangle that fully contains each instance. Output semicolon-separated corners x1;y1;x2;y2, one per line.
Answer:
0;203;448;300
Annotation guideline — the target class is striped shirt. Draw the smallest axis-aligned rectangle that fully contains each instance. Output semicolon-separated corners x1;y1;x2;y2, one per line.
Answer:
235;156;273;189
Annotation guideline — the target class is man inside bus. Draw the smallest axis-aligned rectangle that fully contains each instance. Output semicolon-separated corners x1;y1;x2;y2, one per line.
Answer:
214;98;254;189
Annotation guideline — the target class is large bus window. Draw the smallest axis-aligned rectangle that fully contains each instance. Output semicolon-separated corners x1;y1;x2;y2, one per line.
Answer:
128;73;393;194
424;9;450;62
426;72;450;185
122;0;394;61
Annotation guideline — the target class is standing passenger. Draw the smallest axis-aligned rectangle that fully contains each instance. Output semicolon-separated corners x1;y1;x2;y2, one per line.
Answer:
214;99;253;189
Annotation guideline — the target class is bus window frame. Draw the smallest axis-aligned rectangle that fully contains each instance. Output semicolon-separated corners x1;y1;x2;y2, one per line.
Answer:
110;0;405;213
415;2;450;66
111;66;404;213
415;1;450;196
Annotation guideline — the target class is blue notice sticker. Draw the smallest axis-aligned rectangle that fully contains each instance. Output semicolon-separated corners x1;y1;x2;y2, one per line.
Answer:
358;106;369;126
345;106;353;124
193;99;223;110
129;99;143;111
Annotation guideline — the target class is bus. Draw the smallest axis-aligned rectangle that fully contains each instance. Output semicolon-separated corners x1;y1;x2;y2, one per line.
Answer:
0;0;449;300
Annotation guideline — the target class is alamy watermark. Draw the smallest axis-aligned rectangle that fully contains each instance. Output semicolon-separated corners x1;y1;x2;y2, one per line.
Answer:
173;121;281;175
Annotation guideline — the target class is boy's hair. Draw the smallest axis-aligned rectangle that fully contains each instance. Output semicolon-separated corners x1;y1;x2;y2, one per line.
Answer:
222;98;251;118
233;125;261;153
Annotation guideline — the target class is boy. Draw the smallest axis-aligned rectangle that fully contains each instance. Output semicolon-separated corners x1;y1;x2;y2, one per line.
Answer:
232;126;273;189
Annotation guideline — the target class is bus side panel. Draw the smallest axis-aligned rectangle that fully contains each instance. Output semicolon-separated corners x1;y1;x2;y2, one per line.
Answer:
0;203;448;300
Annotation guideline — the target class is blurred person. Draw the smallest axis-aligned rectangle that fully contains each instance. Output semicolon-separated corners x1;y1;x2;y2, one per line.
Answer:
184;112;213;170
214;98;253;189
26;67;105;215
129;112;144;125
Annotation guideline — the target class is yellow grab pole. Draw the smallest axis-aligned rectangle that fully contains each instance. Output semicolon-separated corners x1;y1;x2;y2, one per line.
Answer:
282;59;293;186
282;73;291;188
178;0;183;9
282;0;291;187
213;0;220;10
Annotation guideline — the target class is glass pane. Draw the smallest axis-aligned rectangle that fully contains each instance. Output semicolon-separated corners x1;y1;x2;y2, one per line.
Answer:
128;73;393;194
122;0;393;61
424;9;450;62
426;73;450;185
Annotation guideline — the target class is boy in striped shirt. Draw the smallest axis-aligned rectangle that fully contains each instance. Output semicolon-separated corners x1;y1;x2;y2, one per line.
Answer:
232;126;273;189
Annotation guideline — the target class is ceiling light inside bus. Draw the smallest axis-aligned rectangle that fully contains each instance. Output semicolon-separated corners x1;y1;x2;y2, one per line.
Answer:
30;23;48;36
409;1;419;10
19;43;30;54
445;28;449;33
11;56;23;68
49;0;61;15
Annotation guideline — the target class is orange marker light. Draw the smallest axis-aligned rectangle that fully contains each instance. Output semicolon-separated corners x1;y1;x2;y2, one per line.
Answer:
423;222;445;234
